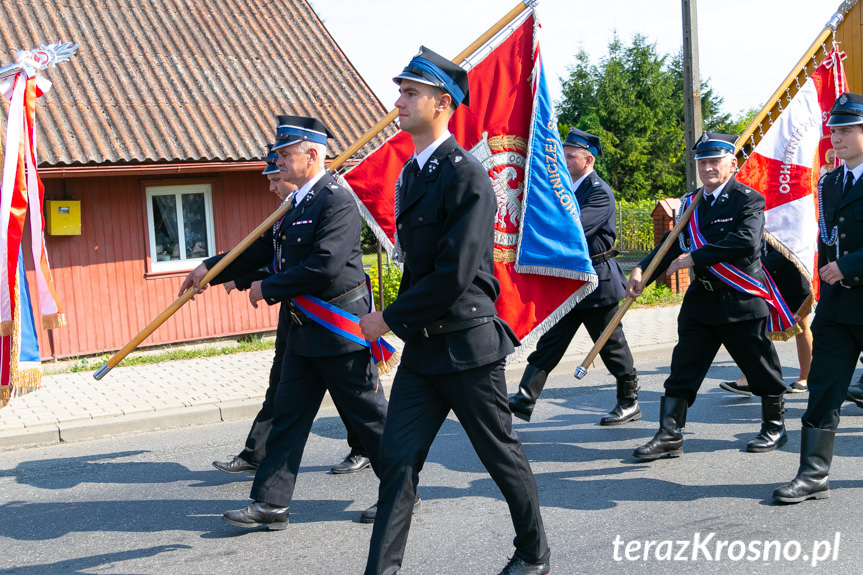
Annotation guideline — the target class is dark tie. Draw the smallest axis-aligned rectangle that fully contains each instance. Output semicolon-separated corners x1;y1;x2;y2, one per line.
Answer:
845;171;855;195
401;159;420;200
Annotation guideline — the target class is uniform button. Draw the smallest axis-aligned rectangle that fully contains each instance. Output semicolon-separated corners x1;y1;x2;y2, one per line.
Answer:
297;238;301;242
398;223;403;230
856;277;861;282
841;233;847;239
470;306;477;312
843;251;849;256
418;217;424;223
281;258;286;263
281;235;285;240
719;228;724;232
839;217;845;223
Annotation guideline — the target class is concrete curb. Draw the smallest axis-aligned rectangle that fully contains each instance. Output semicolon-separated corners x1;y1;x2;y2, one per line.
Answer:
0;304;683;451
0;341;680;451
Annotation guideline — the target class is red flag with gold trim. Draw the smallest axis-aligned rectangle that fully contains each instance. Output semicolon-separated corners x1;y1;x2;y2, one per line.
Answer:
343;9;596;349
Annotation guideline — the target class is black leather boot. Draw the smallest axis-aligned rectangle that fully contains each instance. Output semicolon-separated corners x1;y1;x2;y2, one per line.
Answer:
601;373;641;426
508;365;549;422
746;394;788;452
633;396;687;460
773;427;834;503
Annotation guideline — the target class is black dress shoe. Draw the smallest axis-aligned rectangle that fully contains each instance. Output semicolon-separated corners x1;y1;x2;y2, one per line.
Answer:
330;453;371;474
360;495;421;524
222;501;289;530
719;381;752;397
497;554;550;575
212;456;258;474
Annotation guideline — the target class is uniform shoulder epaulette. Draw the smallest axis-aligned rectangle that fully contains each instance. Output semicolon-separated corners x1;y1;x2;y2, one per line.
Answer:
448;147;470;169
821;165;843;184
590;173;602;188
734;183;756;196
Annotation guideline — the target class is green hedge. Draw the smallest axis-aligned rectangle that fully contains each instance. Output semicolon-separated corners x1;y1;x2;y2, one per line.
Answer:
368;263;402;308
616;198;655;252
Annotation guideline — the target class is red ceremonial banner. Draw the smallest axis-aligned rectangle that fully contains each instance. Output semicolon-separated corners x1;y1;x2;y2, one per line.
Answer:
344;13;591;345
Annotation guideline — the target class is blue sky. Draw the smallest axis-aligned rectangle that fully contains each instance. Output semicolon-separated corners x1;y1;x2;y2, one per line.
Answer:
309;0;843;117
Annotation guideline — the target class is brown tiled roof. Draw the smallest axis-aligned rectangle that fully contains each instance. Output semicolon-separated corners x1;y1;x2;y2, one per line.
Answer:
0;0;388;166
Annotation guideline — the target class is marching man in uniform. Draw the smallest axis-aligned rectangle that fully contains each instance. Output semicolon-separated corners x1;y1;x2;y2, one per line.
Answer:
774;93;863;503
359;47;551;575
180;115;388;529
508;128;640;426
625;132;789;461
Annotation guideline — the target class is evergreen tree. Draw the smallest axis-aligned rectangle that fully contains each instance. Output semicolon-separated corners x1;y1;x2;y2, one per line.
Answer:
557;34;751;201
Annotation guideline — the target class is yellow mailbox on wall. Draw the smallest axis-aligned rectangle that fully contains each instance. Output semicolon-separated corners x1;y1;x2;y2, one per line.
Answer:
45;200;81;235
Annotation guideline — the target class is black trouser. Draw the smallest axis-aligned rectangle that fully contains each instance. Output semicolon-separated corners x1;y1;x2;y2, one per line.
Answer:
241;331;366;463
365;360;549;575
664;313;785;405
239;323;288;465
527;302;635;378
250;349;387;507
338;404;368;456
802;316;863;430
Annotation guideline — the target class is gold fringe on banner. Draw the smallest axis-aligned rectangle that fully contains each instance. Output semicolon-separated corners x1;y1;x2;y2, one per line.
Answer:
376;350;401;376
769;323;803;342
42;313;66;331
0;279;44;409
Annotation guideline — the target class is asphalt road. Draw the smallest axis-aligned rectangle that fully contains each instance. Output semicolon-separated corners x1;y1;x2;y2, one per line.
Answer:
1;342;863;575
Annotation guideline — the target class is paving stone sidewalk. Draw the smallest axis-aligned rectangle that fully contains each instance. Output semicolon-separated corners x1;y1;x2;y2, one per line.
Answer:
0;304;681;450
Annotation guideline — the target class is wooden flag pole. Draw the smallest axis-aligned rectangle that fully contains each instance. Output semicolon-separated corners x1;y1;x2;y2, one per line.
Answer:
328;0;533;170
737;0;856;157
574;193;702;379
94;1;535;380
573;2;858;380
94;202;291;380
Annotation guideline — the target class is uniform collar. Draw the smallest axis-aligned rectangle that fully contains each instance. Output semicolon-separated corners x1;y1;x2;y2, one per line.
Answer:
844;162;863;184
294;168;327;206
570;168;595;192
414;130;452;170
703;178;730;203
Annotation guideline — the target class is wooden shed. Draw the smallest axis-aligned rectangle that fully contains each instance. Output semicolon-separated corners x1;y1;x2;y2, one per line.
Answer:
0;0;387;359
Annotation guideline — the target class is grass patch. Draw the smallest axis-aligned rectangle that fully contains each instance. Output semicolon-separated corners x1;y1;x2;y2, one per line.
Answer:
362;253;382;268
631;282;684;308
66;335;274;373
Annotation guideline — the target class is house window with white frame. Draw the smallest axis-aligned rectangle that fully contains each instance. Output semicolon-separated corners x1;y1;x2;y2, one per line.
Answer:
145;183;216;272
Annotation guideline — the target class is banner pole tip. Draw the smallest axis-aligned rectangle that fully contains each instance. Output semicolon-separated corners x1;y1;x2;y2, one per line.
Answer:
93;364;111;380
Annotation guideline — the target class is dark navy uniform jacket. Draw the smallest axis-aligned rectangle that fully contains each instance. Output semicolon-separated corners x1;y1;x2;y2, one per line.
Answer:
640;177;769;325
382;135;518;375
815;167;863;325
574;171;626;309
206;172;369;357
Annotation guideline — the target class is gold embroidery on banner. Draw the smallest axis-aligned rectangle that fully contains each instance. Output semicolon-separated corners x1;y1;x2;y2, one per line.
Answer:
469;132;528;263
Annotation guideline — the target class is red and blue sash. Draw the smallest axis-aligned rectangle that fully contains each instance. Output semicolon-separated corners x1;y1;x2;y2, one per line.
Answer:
291;276;398;373
684;194;796;335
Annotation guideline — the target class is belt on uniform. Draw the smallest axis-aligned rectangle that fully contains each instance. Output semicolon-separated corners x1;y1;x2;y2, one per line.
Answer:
422;316;493;337
695;275;723;293
290;282;367;326
591;249;619;266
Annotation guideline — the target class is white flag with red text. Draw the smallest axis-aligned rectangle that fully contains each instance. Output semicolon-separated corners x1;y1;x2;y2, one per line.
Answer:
737;48;846;287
